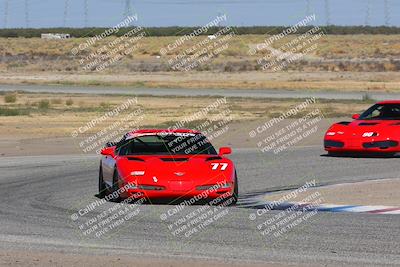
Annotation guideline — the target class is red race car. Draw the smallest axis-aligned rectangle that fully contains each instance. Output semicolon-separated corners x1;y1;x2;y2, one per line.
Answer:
324;100;400;155
98;129;238;204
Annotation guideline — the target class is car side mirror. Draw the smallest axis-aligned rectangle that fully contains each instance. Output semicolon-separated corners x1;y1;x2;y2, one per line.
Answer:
219;147;232;156
101;147;115;157
352;114;360;120
105;141;117;147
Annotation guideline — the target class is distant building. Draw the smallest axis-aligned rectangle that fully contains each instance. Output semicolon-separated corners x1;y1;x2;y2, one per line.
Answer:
41;33;71;39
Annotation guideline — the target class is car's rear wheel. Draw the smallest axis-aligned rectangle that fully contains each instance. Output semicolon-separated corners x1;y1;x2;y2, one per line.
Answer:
110;168;122;202
98;166;106;198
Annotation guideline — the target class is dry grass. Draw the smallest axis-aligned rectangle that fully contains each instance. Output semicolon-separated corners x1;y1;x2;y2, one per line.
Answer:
0;35;399;73
0;92;373;138
1;35;400;91
1;71;400;91
1;35;399;59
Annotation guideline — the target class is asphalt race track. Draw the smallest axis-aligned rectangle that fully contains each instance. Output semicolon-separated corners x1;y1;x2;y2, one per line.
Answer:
0;147;399;266
2;84;400;100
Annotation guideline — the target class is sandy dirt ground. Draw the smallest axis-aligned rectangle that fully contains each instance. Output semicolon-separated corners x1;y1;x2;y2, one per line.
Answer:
266;178;400;206
1;71;400;91
0;118;336;157
0;250;326;267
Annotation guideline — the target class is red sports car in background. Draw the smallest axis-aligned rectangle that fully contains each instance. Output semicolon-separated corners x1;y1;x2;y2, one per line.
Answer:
98;129;238;204
324;100;400;155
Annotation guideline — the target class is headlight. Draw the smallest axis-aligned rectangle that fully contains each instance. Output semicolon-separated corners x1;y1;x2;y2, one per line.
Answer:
326;132;336;136
362;132;378;137
220;182;231;189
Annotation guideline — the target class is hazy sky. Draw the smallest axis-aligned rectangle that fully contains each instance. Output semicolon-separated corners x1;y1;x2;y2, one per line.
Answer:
1;0;399;28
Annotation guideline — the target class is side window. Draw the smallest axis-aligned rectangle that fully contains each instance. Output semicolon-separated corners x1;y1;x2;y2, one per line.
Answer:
116;139;131;156
364;105;383;119
370;108;381;118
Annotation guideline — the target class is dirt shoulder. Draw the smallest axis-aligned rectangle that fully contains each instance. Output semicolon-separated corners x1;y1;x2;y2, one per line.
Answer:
266;178;400;206
1;71;400;91
0;249;327;267
0;118;338;157
1;92;358;156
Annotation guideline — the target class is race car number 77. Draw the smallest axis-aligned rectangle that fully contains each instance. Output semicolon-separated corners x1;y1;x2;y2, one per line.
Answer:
211;163;228;170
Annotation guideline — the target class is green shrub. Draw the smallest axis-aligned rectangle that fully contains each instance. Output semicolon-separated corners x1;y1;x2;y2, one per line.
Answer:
38;99;50;109
100;102;109;108
66;99;74;106
4;93;17;103
0;107;29;116
51;98;62;104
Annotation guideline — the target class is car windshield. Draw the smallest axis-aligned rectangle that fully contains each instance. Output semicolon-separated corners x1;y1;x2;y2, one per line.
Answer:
359;104;400;120
117;133;217;156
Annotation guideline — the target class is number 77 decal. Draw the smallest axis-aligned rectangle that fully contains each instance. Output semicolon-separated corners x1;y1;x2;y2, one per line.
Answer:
211;163;228;170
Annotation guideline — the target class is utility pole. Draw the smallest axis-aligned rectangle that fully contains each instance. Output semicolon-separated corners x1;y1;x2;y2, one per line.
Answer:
84;0;89;27
384;0;390;26
124;0;132;18
365;0;371;26
63;0;70;27
306;0;311;17
25;0;30;28
4;0;9;28
324;0;331;25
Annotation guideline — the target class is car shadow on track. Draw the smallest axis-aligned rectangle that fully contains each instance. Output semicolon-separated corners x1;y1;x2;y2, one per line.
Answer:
94;194;236;206
320;152;400;159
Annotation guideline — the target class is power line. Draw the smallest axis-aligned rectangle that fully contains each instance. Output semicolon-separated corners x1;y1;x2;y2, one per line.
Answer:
25;0;30;28
365;0;371;26
384;0;390;26
324;0;331;25
63;0;70;27
124;0;132;18
84;0;89;27
218;12;223;26
306;0;311;17
4;0;9;28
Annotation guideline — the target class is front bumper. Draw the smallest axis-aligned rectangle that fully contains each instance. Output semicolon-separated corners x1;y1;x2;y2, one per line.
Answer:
120;186;234;200
324;138;399;153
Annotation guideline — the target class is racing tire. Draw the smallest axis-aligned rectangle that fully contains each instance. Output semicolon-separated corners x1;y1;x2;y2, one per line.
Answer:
98;166;106;199
110;168;122;202
228;173;239;206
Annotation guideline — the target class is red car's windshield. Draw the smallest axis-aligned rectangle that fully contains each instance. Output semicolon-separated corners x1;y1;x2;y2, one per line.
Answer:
117;133;217;156
359;104;400;120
